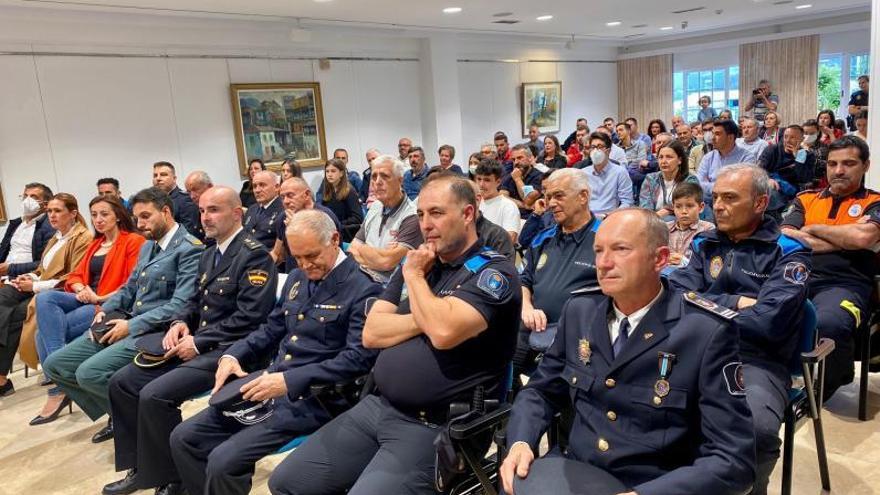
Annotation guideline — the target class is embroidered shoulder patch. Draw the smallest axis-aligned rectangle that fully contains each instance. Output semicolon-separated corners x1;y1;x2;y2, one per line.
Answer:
783;262;809;285
476;269;510;300
723;362;746;396
247;270;269;287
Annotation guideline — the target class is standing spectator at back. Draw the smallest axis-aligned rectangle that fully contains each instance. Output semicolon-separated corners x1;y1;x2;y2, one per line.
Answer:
474;159;521;244
744;79;780;124
847;75;869;131
697;96;719;123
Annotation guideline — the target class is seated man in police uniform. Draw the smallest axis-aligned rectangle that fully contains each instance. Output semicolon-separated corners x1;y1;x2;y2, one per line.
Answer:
43;188;203;444
103;186;277;495
169;209;382;495
243;170;284;250
669;164;811;495
268;173;521;494
501;208;755;495
515;168;600;383
781;136;880;399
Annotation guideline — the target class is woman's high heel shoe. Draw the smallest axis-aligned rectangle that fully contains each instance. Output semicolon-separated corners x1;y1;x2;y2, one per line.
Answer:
29;396;73;426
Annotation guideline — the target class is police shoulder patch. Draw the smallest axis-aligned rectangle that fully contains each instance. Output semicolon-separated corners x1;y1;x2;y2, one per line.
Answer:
683;291;738;320
476;268;510;300
783;261;809;285
247;269;269;287
723;362;747;396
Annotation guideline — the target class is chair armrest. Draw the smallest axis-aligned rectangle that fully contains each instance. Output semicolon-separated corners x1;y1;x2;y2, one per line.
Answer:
801;338;836;363
448;404;512;441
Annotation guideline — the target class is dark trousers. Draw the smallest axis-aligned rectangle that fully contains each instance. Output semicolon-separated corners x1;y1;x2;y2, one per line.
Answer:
511;324;540;392
108;360;215;488
0;286;32;374
809;283;870;400
742;360;789;495
170;399;327;495
268;394;440;495
513;454;627;495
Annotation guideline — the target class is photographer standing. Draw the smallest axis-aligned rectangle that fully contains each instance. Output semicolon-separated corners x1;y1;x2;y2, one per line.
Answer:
744;79;779;124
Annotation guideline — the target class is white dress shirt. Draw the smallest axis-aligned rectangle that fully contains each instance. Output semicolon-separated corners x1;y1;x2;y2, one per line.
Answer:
608;287;665;344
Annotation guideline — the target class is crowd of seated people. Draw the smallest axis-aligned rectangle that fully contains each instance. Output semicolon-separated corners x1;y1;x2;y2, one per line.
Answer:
0;76;878;495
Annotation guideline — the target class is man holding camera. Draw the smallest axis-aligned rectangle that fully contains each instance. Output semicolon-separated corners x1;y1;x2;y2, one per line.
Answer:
744;79;779;124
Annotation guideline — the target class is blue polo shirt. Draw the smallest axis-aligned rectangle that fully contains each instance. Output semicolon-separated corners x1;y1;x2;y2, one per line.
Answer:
403;166;429;200
584;162;634;214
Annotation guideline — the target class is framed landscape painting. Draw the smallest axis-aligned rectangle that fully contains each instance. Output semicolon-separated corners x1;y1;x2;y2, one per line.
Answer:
230;82;328;175
521;81;562;137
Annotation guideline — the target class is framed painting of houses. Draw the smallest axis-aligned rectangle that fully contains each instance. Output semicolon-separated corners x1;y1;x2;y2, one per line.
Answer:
230;82;328;176
0;186;6;224
521;81;562;137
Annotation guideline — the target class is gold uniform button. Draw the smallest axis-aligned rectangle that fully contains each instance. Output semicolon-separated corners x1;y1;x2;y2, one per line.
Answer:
290;335;298;342
141;271;146;276
570;376;578;385
606;411;617;421
298;314;304;321
605;378;616;388
284;354;292;360
136;301;143;307
219;289;224;294
204;290;209;295
653;396;662;406
201;321;207;327
203;305;209;311
597;438;609;452
319;316;325;322
284;310;289;316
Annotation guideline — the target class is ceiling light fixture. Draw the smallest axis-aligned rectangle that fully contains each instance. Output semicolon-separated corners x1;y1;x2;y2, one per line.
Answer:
795;3;812;8
660;26;674;30
442;7;462;14
606;21;622;27
536;15;553;21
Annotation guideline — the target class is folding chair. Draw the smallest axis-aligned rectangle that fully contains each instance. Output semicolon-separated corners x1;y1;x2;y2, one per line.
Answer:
856;275;880;421
780;300;834;495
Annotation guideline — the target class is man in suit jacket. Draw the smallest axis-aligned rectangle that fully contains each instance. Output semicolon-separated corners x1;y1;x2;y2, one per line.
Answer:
169;209;381;495
501;208;756;495
42;188;203;443
152;161;204;242
0;182;55;277
102;186;277;495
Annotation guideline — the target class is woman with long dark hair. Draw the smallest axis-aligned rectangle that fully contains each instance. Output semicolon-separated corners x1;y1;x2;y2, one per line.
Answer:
639;141;699;218
817;109;844;145
318;158;364;242
27;196;145;425
541;135;568;169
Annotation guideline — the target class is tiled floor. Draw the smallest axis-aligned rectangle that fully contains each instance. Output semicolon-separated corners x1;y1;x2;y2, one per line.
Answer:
1;363;878;495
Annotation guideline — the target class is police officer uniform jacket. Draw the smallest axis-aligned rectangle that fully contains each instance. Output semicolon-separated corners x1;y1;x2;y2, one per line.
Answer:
669;216;811;364
243;196;284;250
222;254;382;428
169;187;204;242
170;230;277;369
507;287;756;495
102;225;204;351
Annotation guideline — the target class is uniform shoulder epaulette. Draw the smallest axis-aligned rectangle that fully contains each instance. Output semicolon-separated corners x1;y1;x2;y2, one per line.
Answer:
682;291;738;320
185;234;203;246
777;234;808;256
530;224;558;248
691;236;705;253
242;237;263;250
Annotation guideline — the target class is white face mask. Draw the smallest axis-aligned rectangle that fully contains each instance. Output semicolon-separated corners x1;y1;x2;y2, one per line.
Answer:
21;196;41;216
804;133;819;144
703;131;714;144
468;165;478;175
590;149;607;164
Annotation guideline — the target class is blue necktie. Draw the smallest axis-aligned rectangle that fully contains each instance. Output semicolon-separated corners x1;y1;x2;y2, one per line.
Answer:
213;249;222;268
307;280;319;298
612;318;630;358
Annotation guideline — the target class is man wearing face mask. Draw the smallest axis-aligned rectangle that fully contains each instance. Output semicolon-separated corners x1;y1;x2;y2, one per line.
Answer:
584;132;634;215
757;124;817;217
0;183;55;278
688;120;716;175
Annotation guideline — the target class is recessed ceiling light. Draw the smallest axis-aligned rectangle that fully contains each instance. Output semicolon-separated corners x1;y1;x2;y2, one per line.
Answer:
795;3;812;8
313;0;333;3
660;26;674;30
536;15;553;21
606;21;622;27
442;7;462;14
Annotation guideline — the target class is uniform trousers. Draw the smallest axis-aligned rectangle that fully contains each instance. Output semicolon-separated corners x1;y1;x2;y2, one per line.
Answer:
809;283;870;400
512;454;628;495
742;360;789;495
170;396;329;495
268;394;440;495
108;358;216;489
42;333;135;420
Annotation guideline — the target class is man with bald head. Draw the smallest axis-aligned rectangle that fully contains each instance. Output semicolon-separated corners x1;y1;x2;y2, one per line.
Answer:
242;169;284;250
272;177;343;272
503;208;756;495
104;186;277;495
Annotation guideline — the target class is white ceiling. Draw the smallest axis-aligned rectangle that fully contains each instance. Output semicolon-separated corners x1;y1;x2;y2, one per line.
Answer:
8;0;873;41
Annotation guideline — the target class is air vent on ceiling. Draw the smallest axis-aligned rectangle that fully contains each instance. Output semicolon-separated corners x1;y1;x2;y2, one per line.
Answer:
772;0;793;4
625;33;646;38
671;6;706;14
631;23;648;28
492;12;514;17
492;19;521;24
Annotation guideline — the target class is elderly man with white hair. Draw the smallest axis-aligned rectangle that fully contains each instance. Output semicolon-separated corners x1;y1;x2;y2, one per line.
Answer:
347;154;423;284
242;170;284;250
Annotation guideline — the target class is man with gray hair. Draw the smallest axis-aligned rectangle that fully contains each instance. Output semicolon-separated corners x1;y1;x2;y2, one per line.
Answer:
669;163;812;495
242;170;284;250
184;171;214;242
736;117;769;158
514;167;601;384
272;177;343;273
348;154;422;284
359;148;381;204
170;209;382;495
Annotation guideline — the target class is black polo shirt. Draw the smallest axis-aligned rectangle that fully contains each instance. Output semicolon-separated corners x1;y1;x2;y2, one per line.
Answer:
521;216;600;323
501;167;543;218
372;241;521;410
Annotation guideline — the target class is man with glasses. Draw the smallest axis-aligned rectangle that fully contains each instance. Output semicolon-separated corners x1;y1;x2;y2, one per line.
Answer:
583;132;633;215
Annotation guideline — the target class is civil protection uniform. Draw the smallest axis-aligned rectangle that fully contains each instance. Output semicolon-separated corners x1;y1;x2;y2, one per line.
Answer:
669;215;811;494
169;253;381;495
268;243;521;495
43;225;203;420
507;287;756;495
108;231;277;489
781;186;880;397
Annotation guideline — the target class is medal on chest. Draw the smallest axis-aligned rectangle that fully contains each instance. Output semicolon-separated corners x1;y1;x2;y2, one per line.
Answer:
653;352;677;404
578;338;592;365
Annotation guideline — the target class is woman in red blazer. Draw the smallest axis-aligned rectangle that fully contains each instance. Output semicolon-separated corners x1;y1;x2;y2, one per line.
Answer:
30;196;145;425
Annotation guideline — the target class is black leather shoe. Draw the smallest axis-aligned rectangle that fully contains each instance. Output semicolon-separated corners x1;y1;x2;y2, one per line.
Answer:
0;380;14;397
102;469;138;495
29;396;72;425
92;418;114;443
155;483;187;495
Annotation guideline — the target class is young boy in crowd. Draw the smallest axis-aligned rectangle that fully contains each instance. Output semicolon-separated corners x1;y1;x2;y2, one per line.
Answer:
667;182;714;266
474;158;521;244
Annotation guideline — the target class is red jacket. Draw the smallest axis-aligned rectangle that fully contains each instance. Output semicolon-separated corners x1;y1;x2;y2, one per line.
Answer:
65;230;146;295
567;145;583;166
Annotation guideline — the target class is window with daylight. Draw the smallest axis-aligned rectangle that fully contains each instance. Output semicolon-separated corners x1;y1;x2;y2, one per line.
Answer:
673;66;740;123
817;52;870;117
